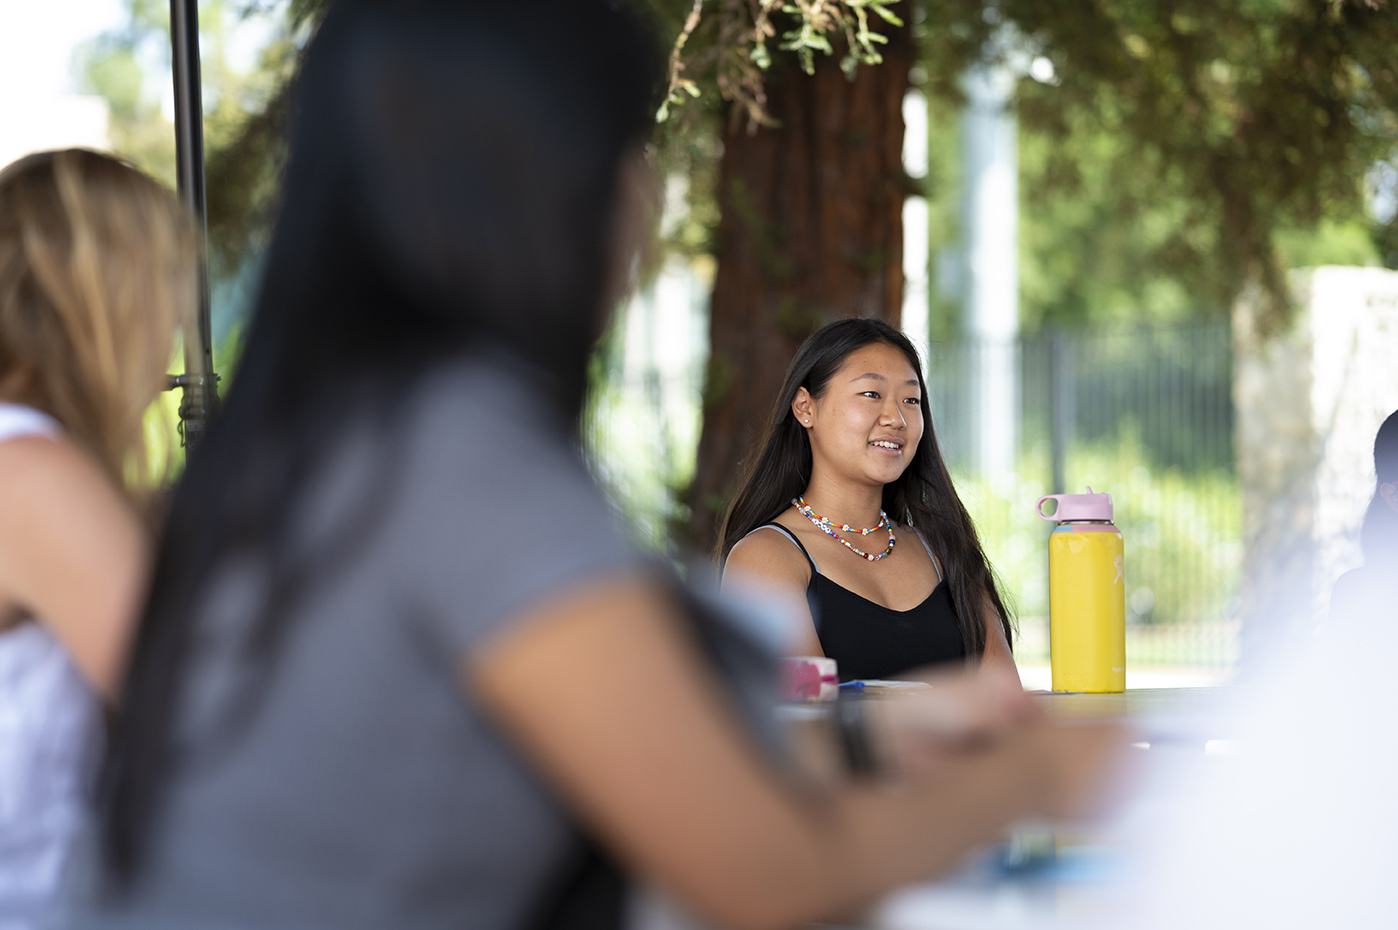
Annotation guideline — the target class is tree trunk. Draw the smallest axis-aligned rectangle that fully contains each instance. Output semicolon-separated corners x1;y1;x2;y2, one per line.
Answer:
687;36;911;557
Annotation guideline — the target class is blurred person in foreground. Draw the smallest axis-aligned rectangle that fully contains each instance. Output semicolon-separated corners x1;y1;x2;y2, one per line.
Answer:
719;319;1016;681
1107;411;1398;929
80;3;1122;929
0;150;193;926
1331;409;1398;620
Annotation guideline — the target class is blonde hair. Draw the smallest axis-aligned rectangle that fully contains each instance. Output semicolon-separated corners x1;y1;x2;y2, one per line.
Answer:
0;149;196;494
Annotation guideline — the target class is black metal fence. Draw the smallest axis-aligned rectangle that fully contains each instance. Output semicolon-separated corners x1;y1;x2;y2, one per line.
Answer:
924;322;1241;672
584;316;1242;673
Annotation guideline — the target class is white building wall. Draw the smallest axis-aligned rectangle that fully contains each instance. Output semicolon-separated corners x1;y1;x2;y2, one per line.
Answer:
1235;267;1398;648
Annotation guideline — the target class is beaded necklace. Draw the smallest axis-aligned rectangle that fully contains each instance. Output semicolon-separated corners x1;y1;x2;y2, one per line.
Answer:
792;496;896;562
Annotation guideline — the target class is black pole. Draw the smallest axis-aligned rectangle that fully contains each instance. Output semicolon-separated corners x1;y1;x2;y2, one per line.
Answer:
169;0;218;451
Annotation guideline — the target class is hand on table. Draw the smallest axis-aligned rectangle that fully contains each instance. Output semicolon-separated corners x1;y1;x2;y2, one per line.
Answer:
866;664;1036;776
1020;717;1129;821
867;666;1129;821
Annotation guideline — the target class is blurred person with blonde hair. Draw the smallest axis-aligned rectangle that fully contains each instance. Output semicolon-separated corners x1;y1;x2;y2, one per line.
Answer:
0;148;193;925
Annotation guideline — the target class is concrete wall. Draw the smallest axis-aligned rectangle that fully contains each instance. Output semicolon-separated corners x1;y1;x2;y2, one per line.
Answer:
1235;267;1398;654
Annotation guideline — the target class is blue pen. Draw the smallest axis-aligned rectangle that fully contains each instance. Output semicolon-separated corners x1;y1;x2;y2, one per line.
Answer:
839;680;866;692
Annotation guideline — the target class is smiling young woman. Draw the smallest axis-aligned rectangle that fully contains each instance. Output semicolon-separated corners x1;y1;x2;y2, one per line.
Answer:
719;319;1016;681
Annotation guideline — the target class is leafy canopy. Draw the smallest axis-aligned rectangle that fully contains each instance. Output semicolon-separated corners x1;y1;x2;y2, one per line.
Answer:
81;0;1398;335
652;0;1396;331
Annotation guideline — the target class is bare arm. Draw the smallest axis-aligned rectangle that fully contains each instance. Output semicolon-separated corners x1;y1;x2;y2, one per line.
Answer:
980;595;1019;682
468;575;1121;930
0;437;148;698
723;528;823;657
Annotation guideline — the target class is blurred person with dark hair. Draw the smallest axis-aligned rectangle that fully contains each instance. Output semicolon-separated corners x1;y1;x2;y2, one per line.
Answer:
1115;407;1398;929
718;318;1016;681
79;3;1121;929
1331;409;1398;621
0;149;194;926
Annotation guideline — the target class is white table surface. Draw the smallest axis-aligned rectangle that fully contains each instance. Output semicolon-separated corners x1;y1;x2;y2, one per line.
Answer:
854;687;1235;930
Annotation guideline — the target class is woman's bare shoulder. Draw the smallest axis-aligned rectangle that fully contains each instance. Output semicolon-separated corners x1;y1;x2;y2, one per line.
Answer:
0;435;128;538
724;522;812;589
0;433;101;494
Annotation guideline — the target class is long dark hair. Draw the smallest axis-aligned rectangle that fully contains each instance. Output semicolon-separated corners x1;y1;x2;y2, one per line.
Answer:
1361;409;1398;564
717;318;1012;654
102;0;660;883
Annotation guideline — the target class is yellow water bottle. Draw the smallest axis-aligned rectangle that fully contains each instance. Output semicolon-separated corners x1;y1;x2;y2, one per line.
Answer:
1036;487;1125;693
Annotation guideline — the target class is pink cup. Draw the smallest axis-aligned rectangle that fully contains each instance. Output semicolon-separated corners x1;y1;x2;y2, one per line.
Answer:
780;656;839;702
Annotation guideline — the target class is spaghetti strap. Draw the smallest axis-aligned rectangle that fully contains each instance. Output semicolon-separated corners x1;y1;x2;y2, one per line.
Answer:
743;523;820;575
912;528;944;583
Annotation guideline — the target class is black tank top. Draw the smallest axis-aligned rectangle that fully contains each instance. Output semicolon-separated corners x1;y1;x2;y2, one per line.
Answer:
755;524;967;680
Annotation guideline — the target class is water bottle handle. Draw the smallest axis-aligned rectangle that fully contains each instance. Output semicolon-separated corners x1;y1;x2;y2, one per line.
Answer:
1036;495;1062;521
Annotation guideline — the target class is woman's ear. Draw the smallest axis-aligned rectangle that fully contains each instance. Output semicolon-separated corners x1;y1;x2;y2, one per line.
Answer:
1380;482;1398;516
792;387;814;428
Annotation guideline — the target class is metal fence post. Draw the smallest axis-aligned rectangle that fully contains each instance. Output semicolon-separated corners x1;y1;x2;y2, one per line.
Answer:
168;0;218;452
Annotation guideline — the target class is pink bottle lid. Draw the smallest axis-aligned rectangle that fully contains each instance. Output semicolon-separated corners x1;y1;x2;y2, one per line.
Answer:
1036;486;1114;523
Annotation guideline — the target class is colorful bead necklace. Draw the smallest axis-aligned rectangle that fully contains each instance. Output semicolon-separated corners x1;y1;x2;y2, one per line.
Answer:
792;496;896;562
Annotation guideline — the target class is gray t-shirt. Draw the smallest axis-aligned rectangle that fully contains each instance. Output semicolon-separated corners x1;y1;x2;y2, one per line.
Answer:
78;358;639;930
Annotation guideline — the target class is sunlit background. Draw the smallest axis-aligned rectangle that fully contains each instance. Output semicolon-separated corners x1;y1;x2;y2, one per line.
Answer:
0;0;298;479
5;0;1394;690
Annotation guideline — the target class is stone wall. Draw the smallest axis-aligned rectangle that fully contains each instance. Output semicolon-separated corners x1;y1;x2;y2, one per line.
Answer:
1235;267;1398;653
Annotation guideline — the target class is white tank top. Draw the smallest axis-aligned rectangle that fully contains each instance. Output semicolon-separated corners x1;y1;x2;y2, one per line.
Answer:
0;403;104;927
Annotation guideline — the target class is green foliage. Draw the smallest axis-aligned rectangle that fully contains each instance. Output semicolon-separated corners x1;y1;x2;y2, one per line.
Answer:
777;0;904;77
1011;112;1234;328
78;1;310;274
655;0;905;131
75;2;177;187
919;0;1398;334
86;0;1398;338
583;311;703;555
200;31;301;276
1274;217;1383;268
957;428;1242;669
79;1;311;464
654;0;705;124
651;0;1397;333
